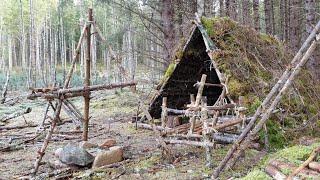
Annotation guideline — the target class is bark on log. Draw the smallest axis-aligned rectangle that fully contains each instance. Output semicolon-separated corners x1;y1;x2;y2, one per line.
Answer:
27;82;136;100
32;100;62;175
0;107;32;123
137;123;172;131
212;20;320;178
161;97;168;127
194;74;206;106
164;139;215;147
308;162;320;172
167;133;238;144
83;8;93;141
265;165;287;180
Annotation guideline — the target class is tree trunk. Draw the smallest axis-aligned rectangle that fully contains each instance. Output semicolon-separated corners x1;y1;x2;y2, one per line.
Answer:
197;0;205;17
289;0;302;51
242;0;251;26
19;0;26;69
219;0;225;16
161;0;175;67
305;0;320;80
29;0;36;88
253;0;260;31
265;0;274;34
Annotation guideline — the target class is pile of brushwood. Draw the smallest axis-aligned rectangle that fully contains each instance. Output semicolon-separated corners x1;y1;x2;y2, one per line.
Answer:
198;17;320;149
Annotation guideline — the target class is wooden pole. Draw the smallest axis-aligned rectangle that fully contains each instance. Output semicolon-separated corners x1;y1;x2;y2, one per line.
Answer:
194;74;207;107
188;94;196;134
32;101;62;175
161;97;168;127
83;8;93;141
201;96;212;167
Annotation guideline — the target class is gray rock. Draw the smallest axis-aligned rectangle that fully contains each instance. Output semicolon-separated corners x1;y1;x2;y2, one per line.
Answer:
59;143;95;167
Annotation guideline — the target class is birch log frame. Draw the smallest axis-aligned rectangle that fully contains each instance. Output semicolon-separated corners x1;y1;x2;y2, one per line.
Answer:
27;82;137;100
212;20;320;178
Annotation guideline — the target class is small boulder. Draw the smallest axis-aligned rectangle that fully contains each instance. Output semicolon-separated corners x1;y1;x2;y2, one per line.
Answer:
92;146;123;168
79;141;98;149
99;139;116;149
59;143;95;167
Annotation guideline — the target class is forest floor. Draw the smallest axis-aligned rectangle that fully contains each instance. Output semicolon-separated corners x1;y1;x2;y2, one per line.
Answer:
0;89;319;179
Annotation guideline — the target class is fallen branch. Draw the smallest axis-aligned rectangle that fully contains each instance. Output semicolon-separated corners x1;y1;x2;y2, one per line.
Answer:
0;119;72;131
0;107;32;123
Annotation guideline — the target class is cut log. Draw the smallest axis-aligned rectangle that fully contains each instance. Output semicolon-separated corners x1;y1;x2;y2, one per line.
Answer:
137;123;172;131
0;107;32;123
265;165;287;180
308;161;320;172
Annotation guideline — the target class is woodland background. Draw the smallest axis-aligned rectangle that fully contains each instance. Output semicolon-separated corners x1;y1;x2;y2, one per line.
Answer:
0;0;319;89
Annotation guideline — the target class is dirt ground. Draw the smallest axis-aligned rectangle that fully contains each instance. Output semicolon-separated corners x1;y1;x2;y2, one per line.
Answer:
0;90;263;179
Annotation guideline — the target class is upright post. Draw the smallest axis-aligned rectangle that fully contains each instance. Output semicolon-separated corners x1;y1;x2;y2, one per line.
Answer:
201;96;212;167
83;8;93;141
188;94;196;135
194;74;207;107
161;97;168;127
